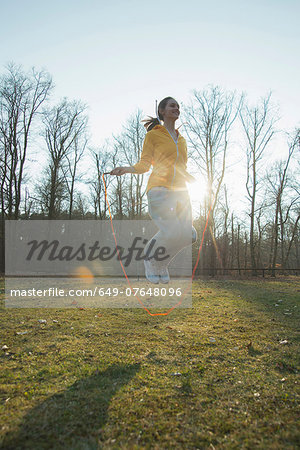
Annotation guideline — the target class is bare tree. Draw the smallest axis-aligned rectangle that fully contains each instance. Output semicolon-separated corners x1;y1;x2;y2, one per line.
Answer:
62;134;88;219
39;98;87;218
0;63;52;219
89;146;113;219
236;223;241;274
240;92;278;275
113;110;147;218
110;147;127;218
266;129;300;274
218;185;230;272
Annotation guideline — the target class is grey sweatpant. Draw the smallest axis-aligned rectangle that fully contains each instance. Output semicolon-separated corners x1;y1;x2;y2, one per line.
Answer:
145;187;197;266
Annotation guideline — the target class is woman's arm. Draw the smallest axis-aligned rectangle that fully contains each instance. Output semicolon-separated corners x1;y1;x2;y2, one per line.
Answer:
110;133;153;176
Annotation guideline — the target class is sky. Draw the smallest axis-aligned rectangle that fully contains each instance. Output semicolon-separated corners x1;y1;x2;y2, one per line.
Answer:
0;0;299;213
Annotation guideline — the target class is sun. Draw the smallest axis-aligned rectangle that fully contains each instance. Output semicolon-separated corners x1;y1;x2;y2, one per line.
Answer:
187;177;208;208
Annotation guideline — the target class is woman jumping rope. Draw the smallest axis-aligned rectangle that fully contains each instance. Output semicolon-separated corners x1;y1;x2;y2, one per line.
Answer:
110;96;197;284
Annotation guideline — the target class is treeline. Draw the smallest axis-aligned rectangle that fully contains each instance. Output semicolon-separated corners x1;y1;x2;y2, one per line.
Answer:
0;63;299;276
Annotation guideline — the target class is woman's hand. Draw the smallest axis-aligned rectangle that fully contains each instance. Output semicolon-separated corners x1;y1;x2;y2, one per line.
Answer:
110;166;135;176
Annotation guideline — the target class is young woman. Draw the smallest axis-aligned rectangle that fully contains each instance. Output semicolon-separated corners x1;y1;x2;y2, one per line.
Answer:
110;97;197;283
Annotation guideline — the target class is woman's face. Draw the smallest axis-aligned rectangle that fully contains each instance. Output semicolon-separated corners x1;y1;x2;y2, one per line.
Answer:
161;98;180;121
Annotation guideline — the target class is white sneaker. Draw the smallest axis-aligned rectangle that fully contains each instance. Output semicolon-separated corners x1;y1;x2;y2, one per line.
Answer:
159;265;170;284
144;258;160;284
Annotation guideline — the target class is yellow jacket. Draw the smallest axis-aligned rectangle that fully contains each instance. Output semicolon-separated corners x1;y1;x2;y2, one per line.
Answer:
133;125;194;192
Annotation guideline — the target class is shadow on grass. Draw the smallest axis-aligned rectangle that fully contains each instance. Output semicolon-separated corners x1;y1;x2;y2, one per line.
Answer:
2;362;140;450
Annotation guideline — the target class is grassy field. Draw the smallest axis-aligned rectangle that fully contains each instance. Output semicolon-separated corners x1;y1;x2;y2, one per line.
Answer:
0;276;299;449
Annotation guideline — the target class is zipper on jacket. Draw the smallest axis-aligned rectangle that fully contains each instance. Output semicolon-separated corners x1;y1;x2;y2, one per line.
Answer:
165;128;179;186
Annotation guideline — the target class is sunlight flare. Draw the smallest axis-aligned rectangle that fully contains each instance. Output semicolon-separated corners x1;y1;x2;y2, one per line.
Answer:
187;177;208;206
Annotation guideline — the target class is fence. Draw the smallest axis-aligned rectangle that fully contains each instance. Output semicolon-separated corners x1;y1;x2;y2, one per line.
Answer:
193;267;300;277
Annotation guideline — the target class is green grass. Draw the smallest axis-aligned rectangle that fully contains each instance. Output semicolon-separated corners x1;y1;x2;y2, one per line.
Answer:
0;277;299;449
